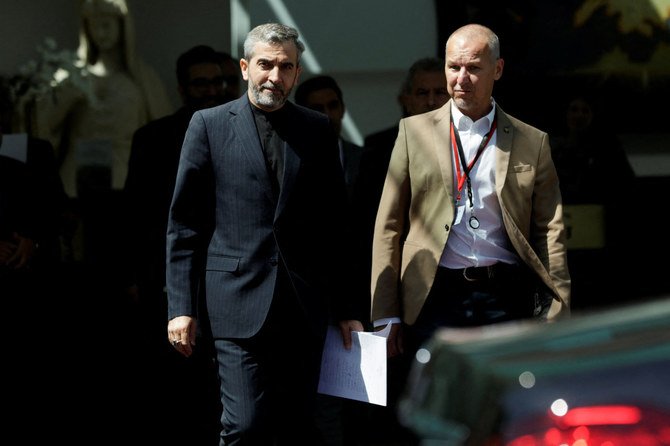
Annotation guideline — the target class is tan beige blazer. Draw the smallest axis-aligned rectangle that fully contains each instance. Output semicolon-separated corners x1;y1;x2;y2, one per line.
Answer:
371;100;570;325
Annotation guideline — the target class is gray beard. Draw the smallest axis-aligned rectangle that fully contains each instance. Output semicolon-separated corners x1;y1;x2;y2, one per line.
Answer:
251;83;288;109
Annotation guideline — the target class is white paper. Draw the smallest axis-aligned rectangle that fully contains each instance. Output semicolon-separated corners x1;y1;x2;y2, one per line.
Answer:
0;133;28;163
317;324;391;406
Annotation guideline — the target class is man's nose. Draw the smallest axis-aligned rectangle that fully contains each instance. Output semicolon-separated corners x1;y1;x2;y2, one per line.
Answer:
457;70;467;83
267;66;281;82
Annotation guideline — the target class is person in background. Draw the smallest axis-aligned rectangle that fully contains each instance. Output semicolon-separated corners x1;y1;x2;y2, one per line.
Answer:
294;74;365;200
363;57;449;162
123;45;239;445
371;24;570;444
165;23;364;445
354;57;449;282
0;81;63;300
294;75;368;445
1;76;72;439
549;93;634;310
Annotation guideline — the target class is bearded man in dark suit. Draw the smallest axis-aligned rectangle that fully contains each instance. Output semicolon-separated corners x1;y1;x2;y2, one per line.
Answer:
166;23;364;445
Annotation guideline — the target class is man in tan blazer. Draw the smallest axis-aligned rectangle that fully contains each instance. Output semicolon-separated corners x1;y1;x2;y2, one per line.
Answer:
371;23;571;361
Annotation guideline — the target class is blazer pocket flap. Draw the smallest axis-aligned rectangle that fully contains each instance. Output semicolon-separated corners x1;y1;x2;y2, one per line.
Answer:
513;163;532;173
206;255;240;272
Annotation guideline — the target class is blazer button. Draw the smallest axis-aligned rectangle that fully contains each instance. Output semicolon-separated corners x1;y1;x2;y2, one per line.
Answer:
444;223;450;231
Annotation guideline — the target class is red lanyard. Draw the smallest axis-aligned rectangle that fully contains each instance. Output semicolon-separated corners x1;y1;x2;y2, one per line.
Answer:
450;116;497;204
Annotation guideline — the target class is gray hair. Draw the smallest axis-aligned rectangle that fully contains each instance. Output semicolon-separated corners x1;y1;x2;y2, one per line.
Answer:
243;23;305;64
400;57;445;95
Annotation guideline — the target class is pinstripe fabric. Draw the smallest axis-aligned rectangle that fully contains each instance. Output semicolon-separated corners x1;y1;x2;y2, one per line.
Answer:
166;93;352;339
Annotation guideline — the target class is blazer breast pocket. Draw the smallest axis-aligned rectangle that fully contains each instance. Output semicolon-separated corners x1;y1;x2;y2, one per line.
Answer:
512;163;532;173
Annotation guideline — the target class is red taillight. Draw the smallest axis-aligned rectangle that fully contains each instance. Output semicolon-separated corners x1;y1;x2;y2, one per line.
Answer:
507;434;537;446
506;405;670;446
556;405;642;426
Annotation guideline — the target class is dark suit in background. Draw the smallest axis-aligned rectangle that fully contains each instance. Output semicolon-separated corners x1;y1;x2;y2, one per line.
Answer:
339;138;365;199
294;74;366;202
0;134;72;439
294;73;369;446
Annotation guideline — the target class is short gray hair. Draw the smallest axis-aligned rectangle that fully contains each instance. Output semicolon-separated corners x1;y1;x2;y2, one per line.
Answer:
243;23;305;64
400;57;445;95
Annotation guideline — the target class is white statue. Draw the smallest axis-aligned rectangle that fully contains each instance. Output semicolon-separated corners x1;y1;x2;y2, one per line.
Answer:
34;0;173;197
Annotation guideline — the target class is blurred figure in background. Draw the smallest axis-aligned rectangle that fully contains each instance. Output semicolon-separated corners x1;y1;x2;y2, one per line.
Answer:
363;57;449;158
1;76;72;439
295;74;365;200
0;79;67;291
550;93;635;310
354;57;449;272
294;74;367;445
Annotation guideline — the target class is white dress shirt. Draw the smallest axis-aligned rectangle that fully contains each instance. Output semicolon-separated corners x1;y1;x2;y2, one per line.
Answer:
439;100;520;269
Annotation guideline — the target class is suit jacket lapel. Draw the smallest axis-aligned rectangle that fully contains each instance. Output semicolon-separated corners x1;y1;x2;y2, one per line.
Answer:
276;140;298;220
434;102;455;201
275;103;300;220
494;107;513;197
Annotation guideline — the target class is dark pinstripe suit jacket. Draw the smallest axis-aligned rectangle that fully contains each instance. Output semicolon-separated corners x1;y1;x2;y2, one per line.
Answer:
166;94;357;339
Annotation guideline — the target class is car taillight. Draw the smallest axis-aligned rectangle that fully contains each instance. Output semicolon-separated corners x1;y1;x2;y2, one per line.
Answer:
506;405;670;446
555;405;641;426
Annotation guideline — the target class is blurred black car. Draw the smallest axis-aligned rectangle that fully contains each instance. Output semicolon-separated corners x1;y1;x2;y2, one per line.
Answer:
398;296;670;445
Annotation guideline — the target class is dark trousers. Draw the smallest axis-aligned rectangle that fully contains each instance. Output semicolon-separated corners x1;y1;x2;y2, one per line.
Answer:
379;264;540;445
406;263;538;353
214;276;324;445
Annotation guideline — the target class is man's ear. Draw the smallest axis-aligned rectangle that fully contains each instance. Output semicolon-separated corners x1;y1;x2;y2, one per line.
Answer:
494;58;504;81
240;59;249;81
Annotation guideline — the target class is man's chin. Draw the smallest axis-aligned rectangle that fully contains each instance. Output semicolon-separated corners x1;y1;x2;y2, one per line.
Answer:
258;95;286;109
